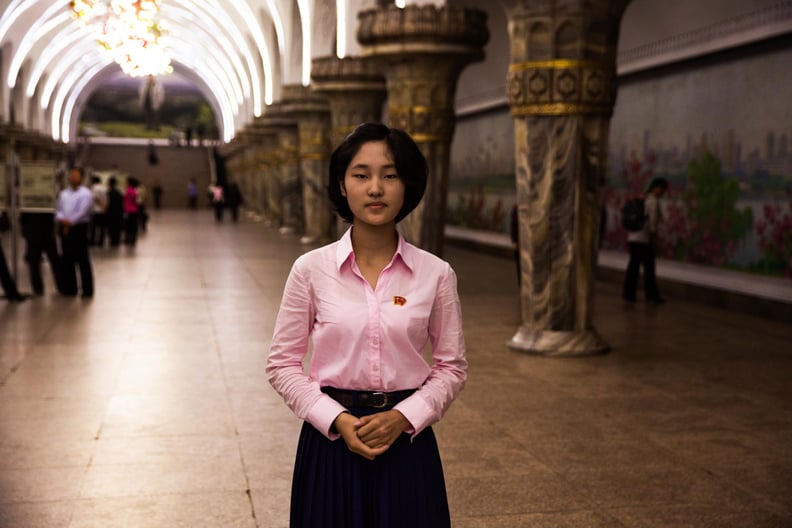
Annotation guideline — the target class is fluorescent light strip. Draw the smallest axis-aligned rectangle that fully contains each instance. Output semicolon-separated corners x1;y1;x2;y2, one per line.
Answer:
7;2;68;88
51;56;110;141
0;0;40;44
170;0;267;112
60;61;114;143
221;0;275;108
164;6;248;103
168;28;244;107
337;0;347;59
265;0;286;55
27;24;91;98
40;41;105;110
296;0;311;86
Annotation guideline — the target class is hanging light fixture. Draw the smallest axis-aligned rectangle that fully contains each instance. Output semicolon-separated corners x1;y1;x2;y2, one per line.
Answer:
71;0;173;77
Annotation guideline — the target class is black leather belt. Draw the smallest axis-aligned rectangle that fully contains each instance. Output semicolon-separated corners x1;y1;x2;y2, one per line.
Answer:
322;387;416;409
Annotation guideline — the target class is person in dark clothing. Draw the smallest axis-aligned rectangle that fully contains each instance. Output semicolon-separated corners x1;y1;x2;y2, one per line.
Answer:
0;213;26;302
152;180;163;210
224;180;243;223
211;183;224;222
622;177;669;303
20;212;64;295
187;178;198;209
106;177;124;247
0;243;26;302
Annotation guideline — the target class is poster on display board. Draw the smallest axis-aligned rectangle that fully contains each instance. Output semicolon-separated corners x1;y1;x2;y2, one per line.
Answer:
19;162;57;212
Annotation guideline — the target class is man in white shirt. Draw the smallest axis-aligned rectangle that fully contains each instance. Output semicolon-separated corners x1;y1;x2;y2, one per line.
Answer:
89;175;108;246
56;167;94;298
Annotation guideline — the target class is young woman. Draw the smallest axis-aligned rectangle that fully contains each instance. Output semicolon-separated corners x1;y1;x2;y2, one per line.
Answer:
267;123;467;528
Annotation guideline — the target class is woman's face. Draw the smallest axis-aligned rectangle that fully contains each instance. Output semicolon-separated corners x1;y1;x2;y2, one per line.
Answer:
342;140;405;228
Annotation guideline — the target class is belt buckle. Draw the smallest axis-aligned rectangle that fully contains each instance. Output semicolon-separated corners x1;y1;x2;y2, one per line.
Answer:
369;391;387;408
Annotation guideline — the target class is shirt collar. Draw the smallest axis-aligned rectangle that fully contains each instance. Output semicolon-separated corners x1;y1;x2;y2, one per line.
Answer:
335;226;416;273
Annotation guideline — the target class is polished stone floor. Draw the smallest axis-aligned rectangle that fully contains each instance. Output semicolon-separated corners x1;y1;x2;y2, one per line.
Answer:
1;210;791;527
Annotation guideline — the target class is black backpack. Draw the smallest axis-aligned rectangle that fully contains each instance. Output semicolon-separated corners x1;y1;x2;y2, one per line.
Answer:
620;198;646;231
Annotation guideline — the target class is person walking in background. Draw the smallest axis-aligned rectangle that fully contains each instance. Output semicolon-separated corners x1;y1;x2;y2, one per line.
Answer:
56;167;94;298
187;178;198;209
211;182;224;222
123;177;140;247
267;123;466;528
89;175;108;246
152;179;163;210
224;179;243;223
106;177;124;247
622;177;669;304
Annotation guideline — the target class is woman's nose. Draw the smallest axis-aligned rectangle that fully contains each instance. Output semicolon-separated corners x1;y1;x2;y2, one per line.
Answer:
368;177;384;196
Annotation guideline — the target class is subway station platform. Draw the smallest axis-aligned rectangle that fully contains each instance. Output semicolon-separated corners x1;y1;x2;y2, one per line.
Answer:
1;210;791;527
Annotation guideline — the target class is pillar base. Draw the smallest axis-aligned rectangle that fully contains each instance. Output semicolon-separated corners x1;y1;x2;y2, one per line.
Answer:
508;326;609;357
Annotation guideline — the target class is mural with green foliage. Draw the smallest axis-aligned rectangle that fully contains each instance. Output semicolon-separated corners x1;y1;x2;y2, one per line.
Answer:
660;153;753;266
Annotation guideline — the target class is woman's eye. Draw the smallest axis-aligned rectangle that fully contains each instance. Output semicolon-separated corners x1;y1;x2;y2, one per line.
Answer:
352;173;367;179
384;174;398;179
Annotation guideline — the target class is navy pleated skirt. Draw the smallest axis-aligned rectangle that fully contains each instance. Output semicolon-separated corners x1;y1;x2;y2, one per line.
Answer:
290;404;451;528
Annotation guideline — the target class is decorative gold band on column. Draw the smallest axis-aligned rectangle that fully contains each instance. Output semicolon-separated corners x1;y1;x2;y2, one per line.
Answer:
508;59;606;72
506;58;616;117
387;104;453;143
410;133;446;143
511;103;613;116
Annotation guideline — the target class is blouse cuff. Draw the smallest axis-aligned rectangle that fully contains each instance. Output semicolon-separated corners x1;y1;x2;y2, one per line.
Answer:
394;393;434;441
306;394;349;440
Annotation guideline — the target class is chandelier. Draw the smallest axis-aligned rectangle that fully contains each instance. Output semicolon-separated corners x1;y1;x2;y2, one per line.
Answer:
71;0;173;77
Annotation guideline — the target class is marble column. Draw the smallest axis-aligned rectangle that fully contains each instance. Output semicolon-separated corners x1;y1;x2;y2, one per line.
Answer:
357;5;488;256
506;0;631;356
255;111;302;234
259;131;282;225
279;85;332;244
311;55;386;237
310;56;386;149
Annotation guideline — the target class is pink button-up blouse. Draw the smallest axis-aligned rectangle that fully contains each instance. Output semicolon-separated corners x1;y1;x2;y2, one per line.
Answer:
266;227;467;440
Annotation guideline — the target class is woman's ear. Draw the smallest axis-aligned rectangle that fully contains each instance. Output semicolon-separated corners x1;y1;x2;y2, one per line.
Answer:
340;178;347;197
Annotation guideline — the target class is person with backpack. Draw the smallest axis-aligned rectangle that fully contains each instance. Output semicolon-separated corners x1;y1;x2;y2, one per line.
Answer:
622;177;668;303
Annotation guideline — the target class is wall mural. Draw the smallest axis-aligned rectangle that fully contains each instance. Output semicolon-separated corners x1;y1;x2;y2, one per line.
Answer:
603;130;791;278
448;41;792;280
79;72;218;143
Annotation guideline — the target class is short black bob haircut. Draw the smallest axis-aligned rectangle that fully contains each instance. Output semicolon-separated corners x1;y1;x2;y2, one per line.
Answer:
328;122;427;224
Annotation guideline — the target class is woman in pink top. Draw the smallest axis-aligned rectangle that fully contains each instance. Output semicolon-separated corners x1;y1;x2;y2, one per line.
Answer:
123;177;139;246
267;123;467;528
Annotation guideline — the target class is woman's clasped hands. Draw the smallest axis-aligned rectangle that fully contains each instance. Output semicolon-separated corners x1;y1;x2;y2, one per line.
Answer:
333;410;410;461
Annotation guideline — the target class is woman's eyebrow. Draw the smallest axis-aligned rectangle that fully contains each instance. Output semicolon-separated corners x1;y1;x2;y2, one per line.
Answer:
350;163;396;170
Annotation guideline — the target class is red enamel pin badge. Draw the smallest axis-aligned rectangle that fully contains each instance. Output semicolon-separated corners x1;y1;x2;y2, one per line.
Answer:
393;296;407;306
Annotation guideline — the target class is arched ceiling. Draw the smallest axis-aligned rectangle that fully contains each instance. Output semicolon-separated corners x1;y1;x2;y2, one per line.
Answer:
0;0;379;143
